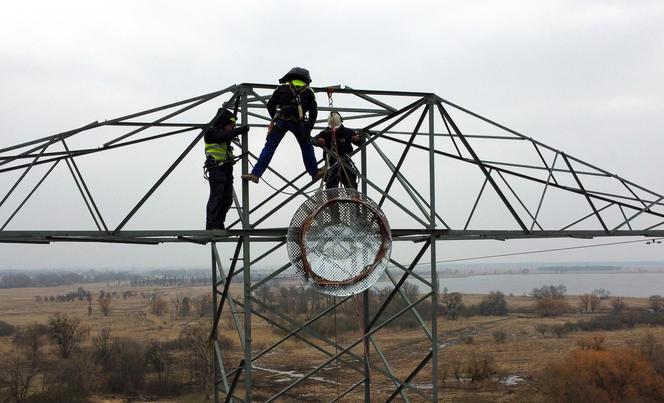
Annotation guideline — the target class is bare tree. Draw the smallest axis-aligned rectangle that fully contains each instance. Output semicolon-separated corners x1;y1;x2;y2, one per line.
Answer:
180;324;211;397
479;291;508;316
107;339;146;394
192;294;213;318
150;293;169;316
0;353;40;402
47;313;88;359
535;323;549;337
98;294;112;316
92;327;114;370
1;324;46;401
441;292;464;320
588;294;601;312
648;295;664;312
145;340;172;394
255;283;273;310
611;297;627;312
532;285;570;317
578;294;591;312
173;293;192;318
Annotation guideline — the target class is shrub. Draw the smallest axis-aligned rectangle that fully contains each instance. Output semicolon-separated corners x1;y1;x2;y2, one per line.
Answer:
192;294;213;318
441;292;464;320
0;320;15;337
532;285;570;317
145;340;173;395
535;323;549;337
97;294;112;316
610;297;626;312
578;293;601;313
492;330;507;343
92;327;114;370
309;313;359;337
648;295;664;312
0;352;40;401
12;323;48;359
150;293;169;316
38;351;96;401
550;325;568;338
532;285;567;299
107;339;146;394
576;334;606;351
540;348;664;402
47;313;88;359
478;291;508;316
450;359;462;381
466;354;497;382
179;324;212;391
567;311;664;333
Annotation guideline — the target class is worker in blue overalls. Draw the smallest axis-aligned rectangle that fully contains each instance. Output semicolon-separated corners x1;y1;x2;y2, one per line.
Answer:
242;67;323;183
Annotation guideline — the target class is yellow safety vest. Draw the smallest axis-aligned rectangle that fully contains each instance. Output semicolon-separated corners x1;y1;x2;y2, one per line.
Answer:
204;142;233;162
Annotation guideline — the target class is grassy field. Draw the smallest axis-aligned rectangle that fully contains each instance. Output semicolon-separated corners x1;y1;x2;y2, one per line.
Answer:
1;282;662;402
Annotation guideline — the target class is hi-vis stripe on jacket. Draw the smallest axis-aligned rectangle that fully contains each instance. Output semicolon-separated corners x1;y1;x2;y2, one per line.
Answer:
204;142;233;162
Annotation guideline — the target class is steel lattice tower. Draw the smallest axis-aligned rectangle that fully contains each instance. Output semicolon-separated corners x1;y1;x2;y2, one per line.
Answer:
1;83;663;401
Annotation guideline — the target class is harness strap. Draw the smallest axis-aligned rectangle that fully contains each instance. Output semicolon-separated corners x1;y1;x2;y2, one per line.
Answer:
288;82;307;120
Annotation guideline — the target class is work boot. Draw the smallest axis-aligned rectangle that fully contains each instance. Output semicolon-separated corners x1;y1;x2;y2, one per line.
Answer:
312;169;325;182
241;174;259;183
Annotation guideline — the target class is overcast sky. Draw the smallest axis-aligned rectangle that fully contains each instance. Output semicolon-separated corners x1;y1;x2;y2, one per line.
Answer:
1;0;664;270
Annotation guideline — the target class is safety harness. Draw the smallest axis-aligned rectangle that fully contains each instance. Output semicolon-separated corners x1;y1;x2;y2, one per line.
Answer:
321;88;357;189
203;111;239;179
277;80;310;122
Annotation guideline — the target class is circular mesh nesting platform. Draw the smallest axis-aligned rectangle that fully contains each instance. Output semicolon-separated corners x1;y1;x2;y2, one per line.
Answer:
287;188;392;296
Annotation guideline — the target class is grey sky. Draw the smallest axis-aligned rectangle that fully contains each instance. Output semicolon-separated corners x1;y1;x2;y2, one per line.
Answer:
1;0;664;269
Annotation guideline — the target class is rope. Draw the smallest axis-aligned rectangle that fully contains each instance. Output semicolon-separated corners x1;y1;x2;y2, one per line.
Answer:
334;296;340;398
353;293;376;402
247;158;322;196
326;88;358;190
247;88;362;196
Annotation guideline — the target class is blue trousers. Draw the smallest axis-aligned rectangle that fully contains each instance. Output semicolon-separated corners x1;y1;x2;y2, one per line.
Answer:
251;120;318;177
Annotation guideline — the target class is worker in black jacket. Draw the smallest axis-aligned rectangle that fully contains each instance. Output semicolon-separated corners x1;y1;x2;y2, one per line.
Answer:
242;67;323;183
314;112;365;190
204;108;249;230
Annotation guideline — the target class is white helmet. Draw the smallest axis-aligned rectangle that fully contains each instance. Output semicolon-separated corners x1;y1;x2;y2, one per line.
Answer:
327;111;342;129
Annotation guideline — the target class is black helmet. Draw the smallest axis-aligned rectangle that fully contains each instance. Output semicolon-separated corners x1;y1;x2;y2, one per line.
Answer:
279;67;312;84
214;108;236;126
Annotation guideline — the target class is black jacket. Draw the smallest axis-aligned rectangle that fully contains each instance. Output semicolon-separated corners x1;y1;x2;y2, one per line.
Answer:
204;125;245;166
315;125;364;161
204;125;239;144
267;84;318;130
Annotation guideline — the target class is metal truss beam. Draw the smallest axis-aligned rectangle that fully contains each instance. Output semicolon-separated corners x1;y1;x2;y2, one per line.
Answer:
2;83;664;402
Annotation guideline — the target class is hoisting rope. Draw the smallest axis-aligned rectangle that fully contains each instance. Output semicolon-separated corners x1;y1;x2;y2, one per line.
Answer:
243;88;361;196
321;88;336;191
325;88;357;190
354;294;376;402
247;158;323;196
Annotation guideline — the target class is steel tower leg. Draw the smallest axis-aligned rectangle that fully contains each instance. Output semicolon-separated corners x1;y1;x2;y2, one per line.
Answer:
239;89;253;402
212;242;219;403
428;99;439;401
360;137;372;401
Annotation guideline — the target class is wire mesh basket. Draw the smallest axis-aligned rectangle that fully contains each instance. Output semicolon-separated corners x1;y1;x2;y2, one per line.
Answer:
287;188;392;296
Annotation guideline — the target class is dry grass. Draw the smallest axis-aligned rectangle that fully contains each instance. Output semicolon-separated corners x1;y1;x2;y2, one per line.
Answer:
0;282;232;351
1;285;661;402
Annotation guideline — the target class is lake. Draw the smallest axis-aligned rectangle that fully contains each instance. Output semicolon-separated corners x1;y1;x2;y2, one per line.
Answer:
377;271;664;298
